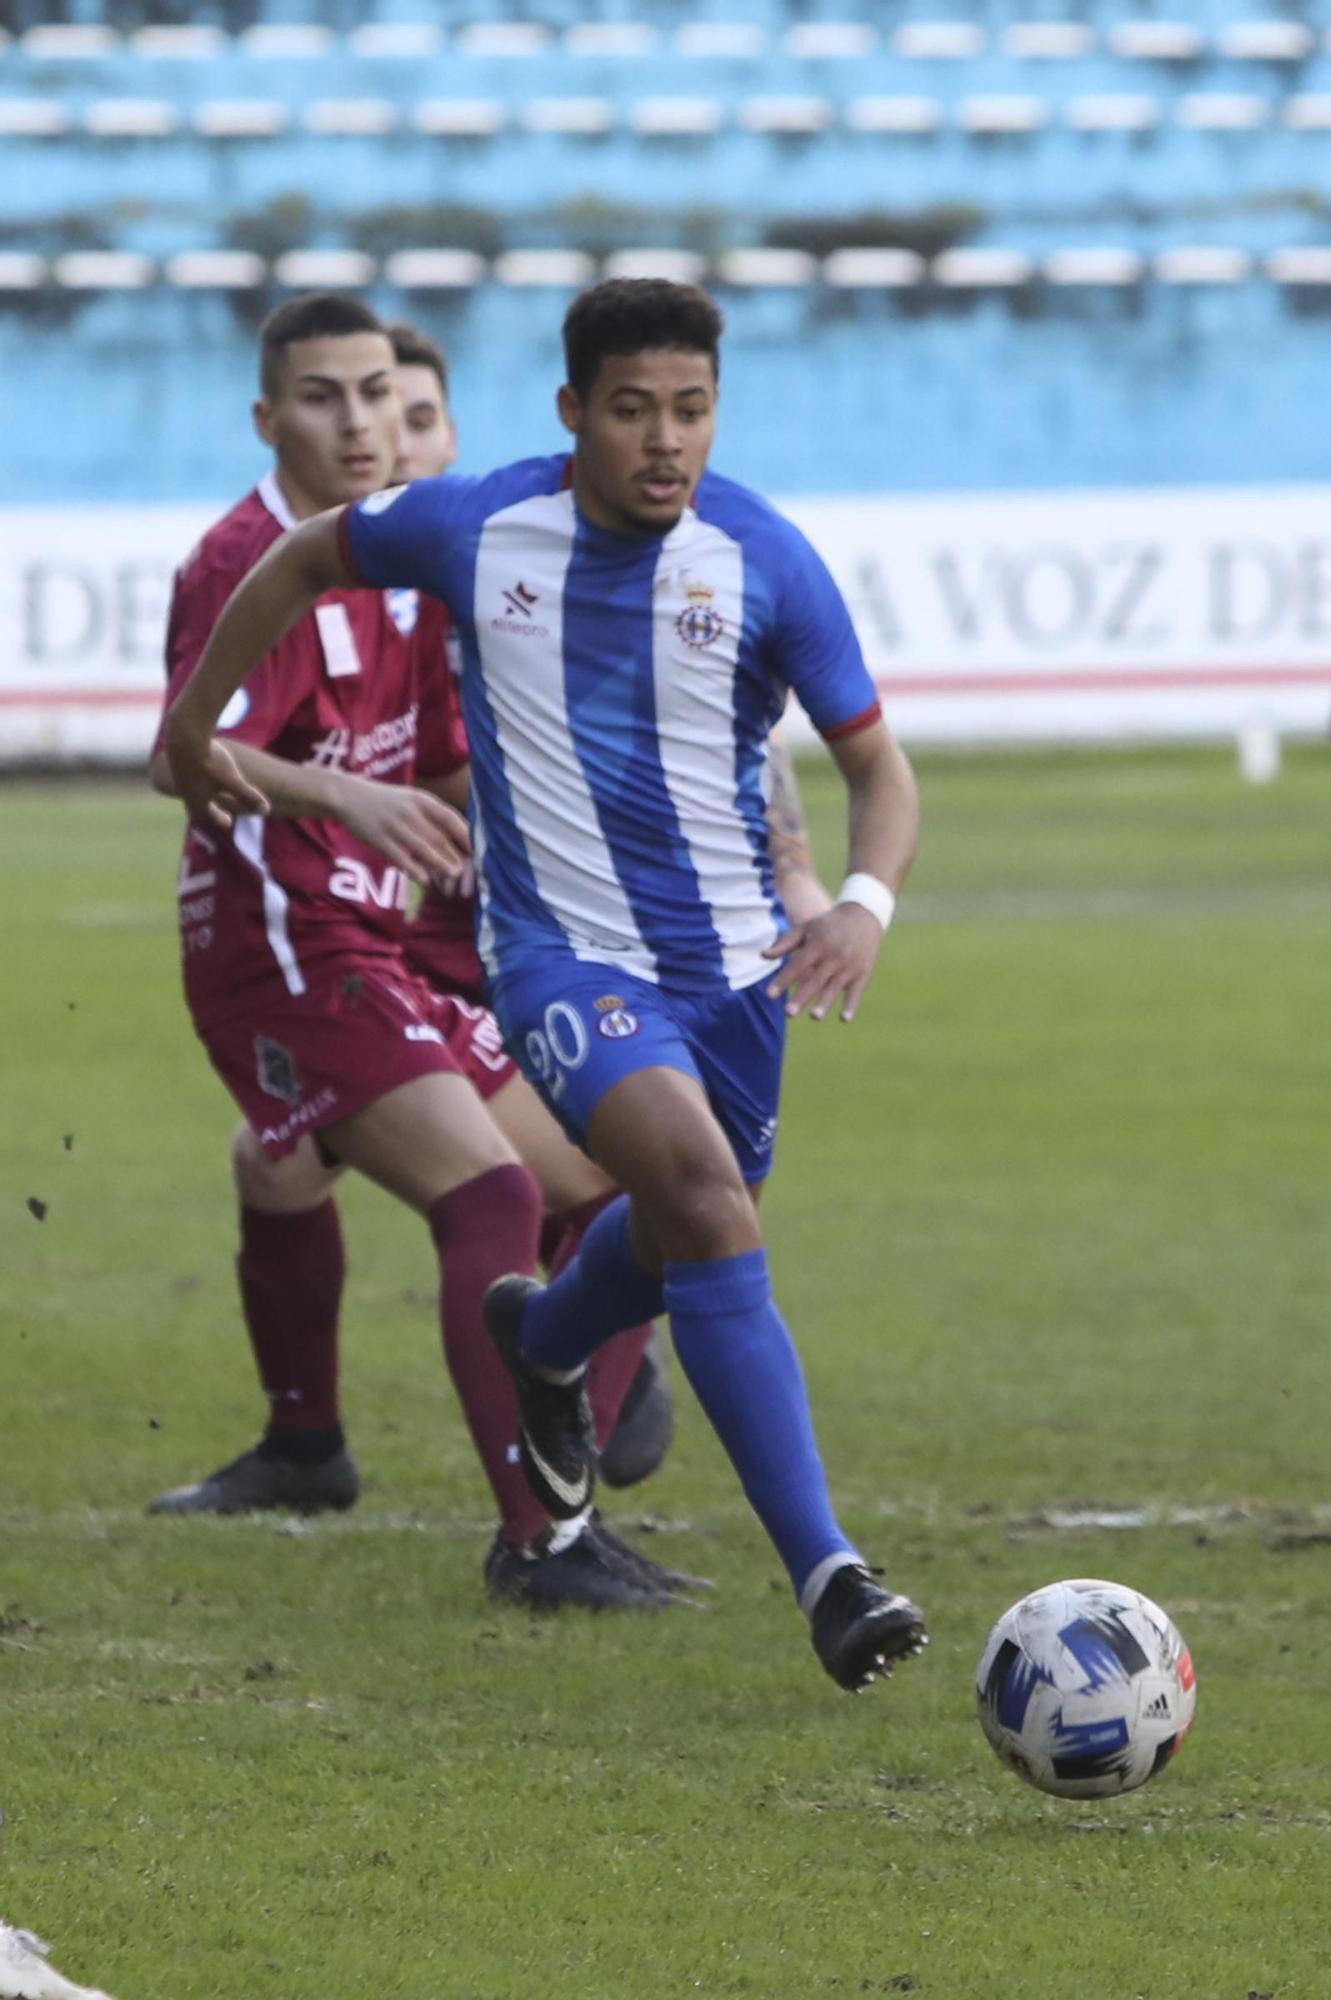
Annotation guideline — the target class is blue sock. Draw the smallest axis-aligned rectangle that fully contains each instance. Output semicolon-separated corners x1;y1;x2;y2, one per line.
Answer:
517;1196;665;1374
664;1248;858;1602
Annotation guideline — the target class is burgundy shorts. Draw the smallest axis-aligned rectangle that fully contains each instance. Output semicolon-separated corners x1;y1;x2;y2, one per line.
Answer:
197;962;516;1159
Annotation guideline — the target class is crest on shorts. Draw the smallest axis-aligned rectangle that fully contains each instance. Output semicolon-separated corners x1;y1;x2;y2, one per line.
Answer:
676;581;725;650
255;1034;302;1106
597;1008;640;1040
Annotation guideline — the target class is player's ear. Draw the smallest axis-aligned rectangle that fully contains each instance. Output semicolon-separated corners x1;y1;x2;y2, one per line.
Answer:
253;398;275;448
556;383;582;437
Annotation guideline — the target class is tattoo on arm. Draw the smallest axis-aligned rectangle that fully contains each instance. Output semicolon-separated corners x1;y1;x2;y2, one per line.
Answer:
767;731;815;877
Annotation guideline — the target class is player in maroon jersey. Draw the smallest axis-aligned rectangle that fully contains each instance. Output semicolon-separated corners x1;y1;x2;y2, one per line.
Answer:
147;294;693;1610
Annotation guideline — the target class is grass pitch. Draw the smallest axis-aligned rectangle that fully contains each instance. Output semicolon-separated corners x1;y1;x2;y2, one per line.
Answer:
3;745;1330;2000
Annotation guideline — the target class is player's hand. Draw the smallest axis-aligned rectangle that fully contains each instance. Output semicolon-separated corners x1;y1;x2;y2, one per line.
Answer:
164;717;270;830
336;778;472;883
762;903;884;1023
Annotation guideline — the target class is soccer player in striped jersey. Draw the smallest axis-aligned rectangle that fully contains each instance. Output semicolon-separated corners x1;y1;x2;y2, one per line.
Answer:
163;279;929;1689
387;316;673;1491
148;292;693;1610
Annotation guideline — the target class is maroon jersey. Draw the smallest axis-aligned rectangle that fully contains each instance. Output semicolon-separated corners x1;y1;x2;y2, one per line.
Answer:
160;475;467;1031
404;868;485;1005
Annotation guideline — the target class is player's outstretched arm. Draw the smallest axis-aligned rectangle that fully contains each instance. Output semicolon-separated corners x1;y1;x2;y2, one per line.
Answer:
764;717;918;1024
164;508;354;830
153;739;470;883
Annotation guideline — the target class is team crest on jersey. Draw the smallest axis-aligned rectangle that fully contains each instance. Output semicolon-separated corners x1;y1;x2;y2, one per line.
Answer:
386;587;419;635
593;994;626;1012
676;581;725;650
361;484;406;516
597;1008;640;1040
255;1035;302;1106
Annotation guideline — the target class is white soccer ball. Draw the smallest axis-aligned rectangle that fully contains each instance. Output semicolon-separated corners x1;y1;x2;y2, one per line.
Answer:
976;1577;1197;1799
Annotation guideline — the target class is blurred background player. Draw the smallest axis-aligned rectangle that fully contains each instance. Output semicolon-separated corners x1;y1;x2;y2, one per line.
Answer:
148;291;691;1611
162;277;930;1689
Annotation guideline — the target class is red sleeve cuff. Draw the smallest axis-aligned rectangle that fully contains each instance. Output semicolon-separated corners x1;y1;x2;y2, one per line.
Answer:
819;699;882;743
335;505;366;585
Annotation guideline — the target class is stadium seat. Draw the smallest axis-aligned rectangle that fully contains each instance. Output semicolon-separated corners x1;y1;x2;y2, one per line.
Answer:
129;26;226;60
273;249;376;288
738;97;835;136
1044;248;1145;286
1218;22;1314;62
822;247;926;288
522;98;617;135
891;23;986;60
934;248;1034;287
194;102;289;138
844;96;942;134
674;24;767;59
1267;247;1331;284
958;97;1048;136
1002;23;1095;60
412;100;506;137
0;251;45;289
383;248;487;288
454;24;551;58
1108;23;1205;62
715;249;817;287
602;249;708;283
1067;95;1159;132
564;24;660;58
239;25;336;60
1154;247;1252;284
783;23;879;60
493;249;596;286
165;250;266;288
22;24;116;59
1177;94;1269;131
347;24;445;60
54;251;153;288
84;100;179;139
304;101;399;136
1281;95;1331;129
630;98;726;136
0;100;70;135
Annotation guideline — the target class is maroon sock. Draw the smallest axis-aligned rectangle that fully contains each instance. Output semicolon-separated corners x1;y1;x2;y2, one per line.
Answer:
428;1163;548;1546
237;1201;344;1434
547;1194;655;1451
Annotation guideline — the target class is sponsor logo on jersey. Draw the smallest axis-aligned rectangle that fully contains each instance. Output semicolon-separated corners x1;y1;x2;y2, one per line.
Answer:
597;1007;639;1039
361;484;406;516
676;580;725;649
217;687;251;730
491;578;549;638
255;1034;302;1106
328;856;411;912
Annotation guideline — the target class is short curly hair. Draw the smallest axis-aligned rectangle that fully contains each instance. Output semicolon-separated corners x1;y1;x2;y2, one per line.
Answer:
562;278;723;399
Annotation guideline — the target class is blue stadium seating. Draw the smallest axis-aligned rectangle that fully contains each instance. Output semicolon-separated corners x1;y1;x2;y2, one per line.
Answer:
3;2;1329;497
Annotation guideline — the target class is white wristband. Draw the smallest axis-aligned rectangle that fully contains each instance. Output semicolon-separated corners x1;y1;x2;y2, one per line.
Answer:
836;872;896;931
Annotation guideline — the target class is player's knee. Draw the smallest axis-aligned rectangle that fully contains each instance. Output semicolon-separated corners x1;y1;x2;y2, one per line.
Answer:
231;1125;332;1214
648;1165;757;1264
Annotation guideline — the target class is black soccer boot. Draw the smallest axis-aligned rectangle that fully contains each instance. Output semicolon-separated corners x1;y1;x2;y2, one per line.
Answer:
147;1439;360;1516
483;1522;679;1611
599;1329;675;1489
809;1563;929;1692
587;1515;714;1600
484;1274;596;1519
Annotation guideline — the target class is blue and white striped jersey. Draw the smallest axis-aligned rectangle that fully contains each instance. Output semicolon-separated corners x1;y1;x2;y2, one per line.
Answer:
343;454;880;995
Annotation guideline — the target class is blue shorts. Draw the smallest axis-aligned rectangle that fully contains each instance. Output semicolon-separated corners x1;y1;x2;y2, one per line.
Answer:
490;962;787;1184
